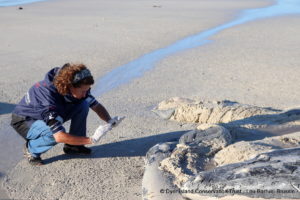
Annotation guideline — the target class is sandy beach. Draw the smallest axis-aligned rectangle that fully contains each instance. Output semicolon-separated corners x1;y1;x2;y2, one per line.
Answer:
1;0;300;199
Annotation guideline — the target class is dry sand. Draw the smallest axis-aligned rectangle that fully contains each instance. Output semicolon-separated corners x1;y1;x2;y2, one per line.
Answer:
1;0;300;199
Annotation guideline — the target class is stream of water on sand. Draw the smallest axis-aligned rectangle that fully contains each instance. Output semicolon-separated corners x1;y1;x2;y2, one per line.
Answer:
1;0;299;96
0;0;48;6
91;0;300;97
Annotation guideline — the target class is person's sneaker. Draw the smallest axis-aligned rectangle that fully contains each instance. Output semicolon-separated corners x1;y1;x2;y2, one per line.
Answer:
23;142;44;166
63;144;92;155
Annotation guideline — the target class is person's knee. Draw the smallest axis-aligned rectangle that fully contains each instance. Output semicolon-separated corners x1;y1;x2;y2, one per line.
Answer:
27;120;52;140
27;121;57;156
41;130;57;145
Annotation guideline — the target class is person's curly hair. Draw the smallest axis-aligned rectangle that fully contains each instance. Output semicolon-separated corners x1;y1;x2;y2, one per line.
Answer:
53;63;94;96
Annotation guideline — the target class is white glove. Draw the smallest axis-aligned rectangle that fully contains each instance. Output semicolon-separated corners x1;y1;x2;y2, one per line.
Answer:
90;123;112;144
108;116;125;127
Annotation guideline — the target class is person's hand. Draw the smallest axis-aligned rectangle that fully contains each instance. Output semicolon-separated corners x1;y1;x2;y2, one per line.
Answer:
90;124;112;144
108;116;125;127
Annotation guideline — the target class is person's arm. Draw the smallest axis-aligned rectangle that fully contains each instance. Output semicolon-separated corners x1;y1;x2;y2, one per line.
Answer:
91;103;112;122
53;131;92;145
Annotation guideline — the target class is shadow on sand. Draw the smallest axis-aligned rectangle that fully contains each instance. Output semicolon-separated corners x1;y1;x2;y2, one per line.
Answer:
43;130;189;164
43;108;300;165
0;102;16;115
0;172;4;179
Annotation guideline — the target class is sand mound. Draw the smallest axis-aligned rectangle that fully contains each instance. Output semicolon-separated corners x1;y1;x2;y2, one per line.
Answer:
154;97;279;124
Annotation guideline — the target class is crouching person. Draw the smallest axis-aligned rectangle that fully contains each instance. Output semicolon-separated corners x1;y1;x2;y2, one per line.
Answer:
10;63;123;165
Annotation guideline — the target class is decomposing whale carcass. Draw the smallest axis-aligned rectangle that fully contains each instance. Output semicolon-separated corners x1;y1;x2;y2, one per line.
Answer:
143;97;300;200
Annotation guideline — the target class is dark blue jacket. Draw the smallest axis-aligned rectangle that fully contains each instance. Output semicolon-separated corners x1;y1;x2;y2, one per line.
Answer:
12;67;98;133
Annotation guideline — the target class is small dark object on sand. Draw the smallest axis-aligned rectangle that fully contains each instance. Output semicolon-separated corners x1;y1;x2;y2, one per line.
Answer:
18;7;23;10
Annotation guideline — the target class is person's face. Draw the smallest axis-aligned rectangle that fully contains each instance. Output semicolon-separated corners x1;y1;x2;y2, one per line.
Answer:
70;84;91;99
